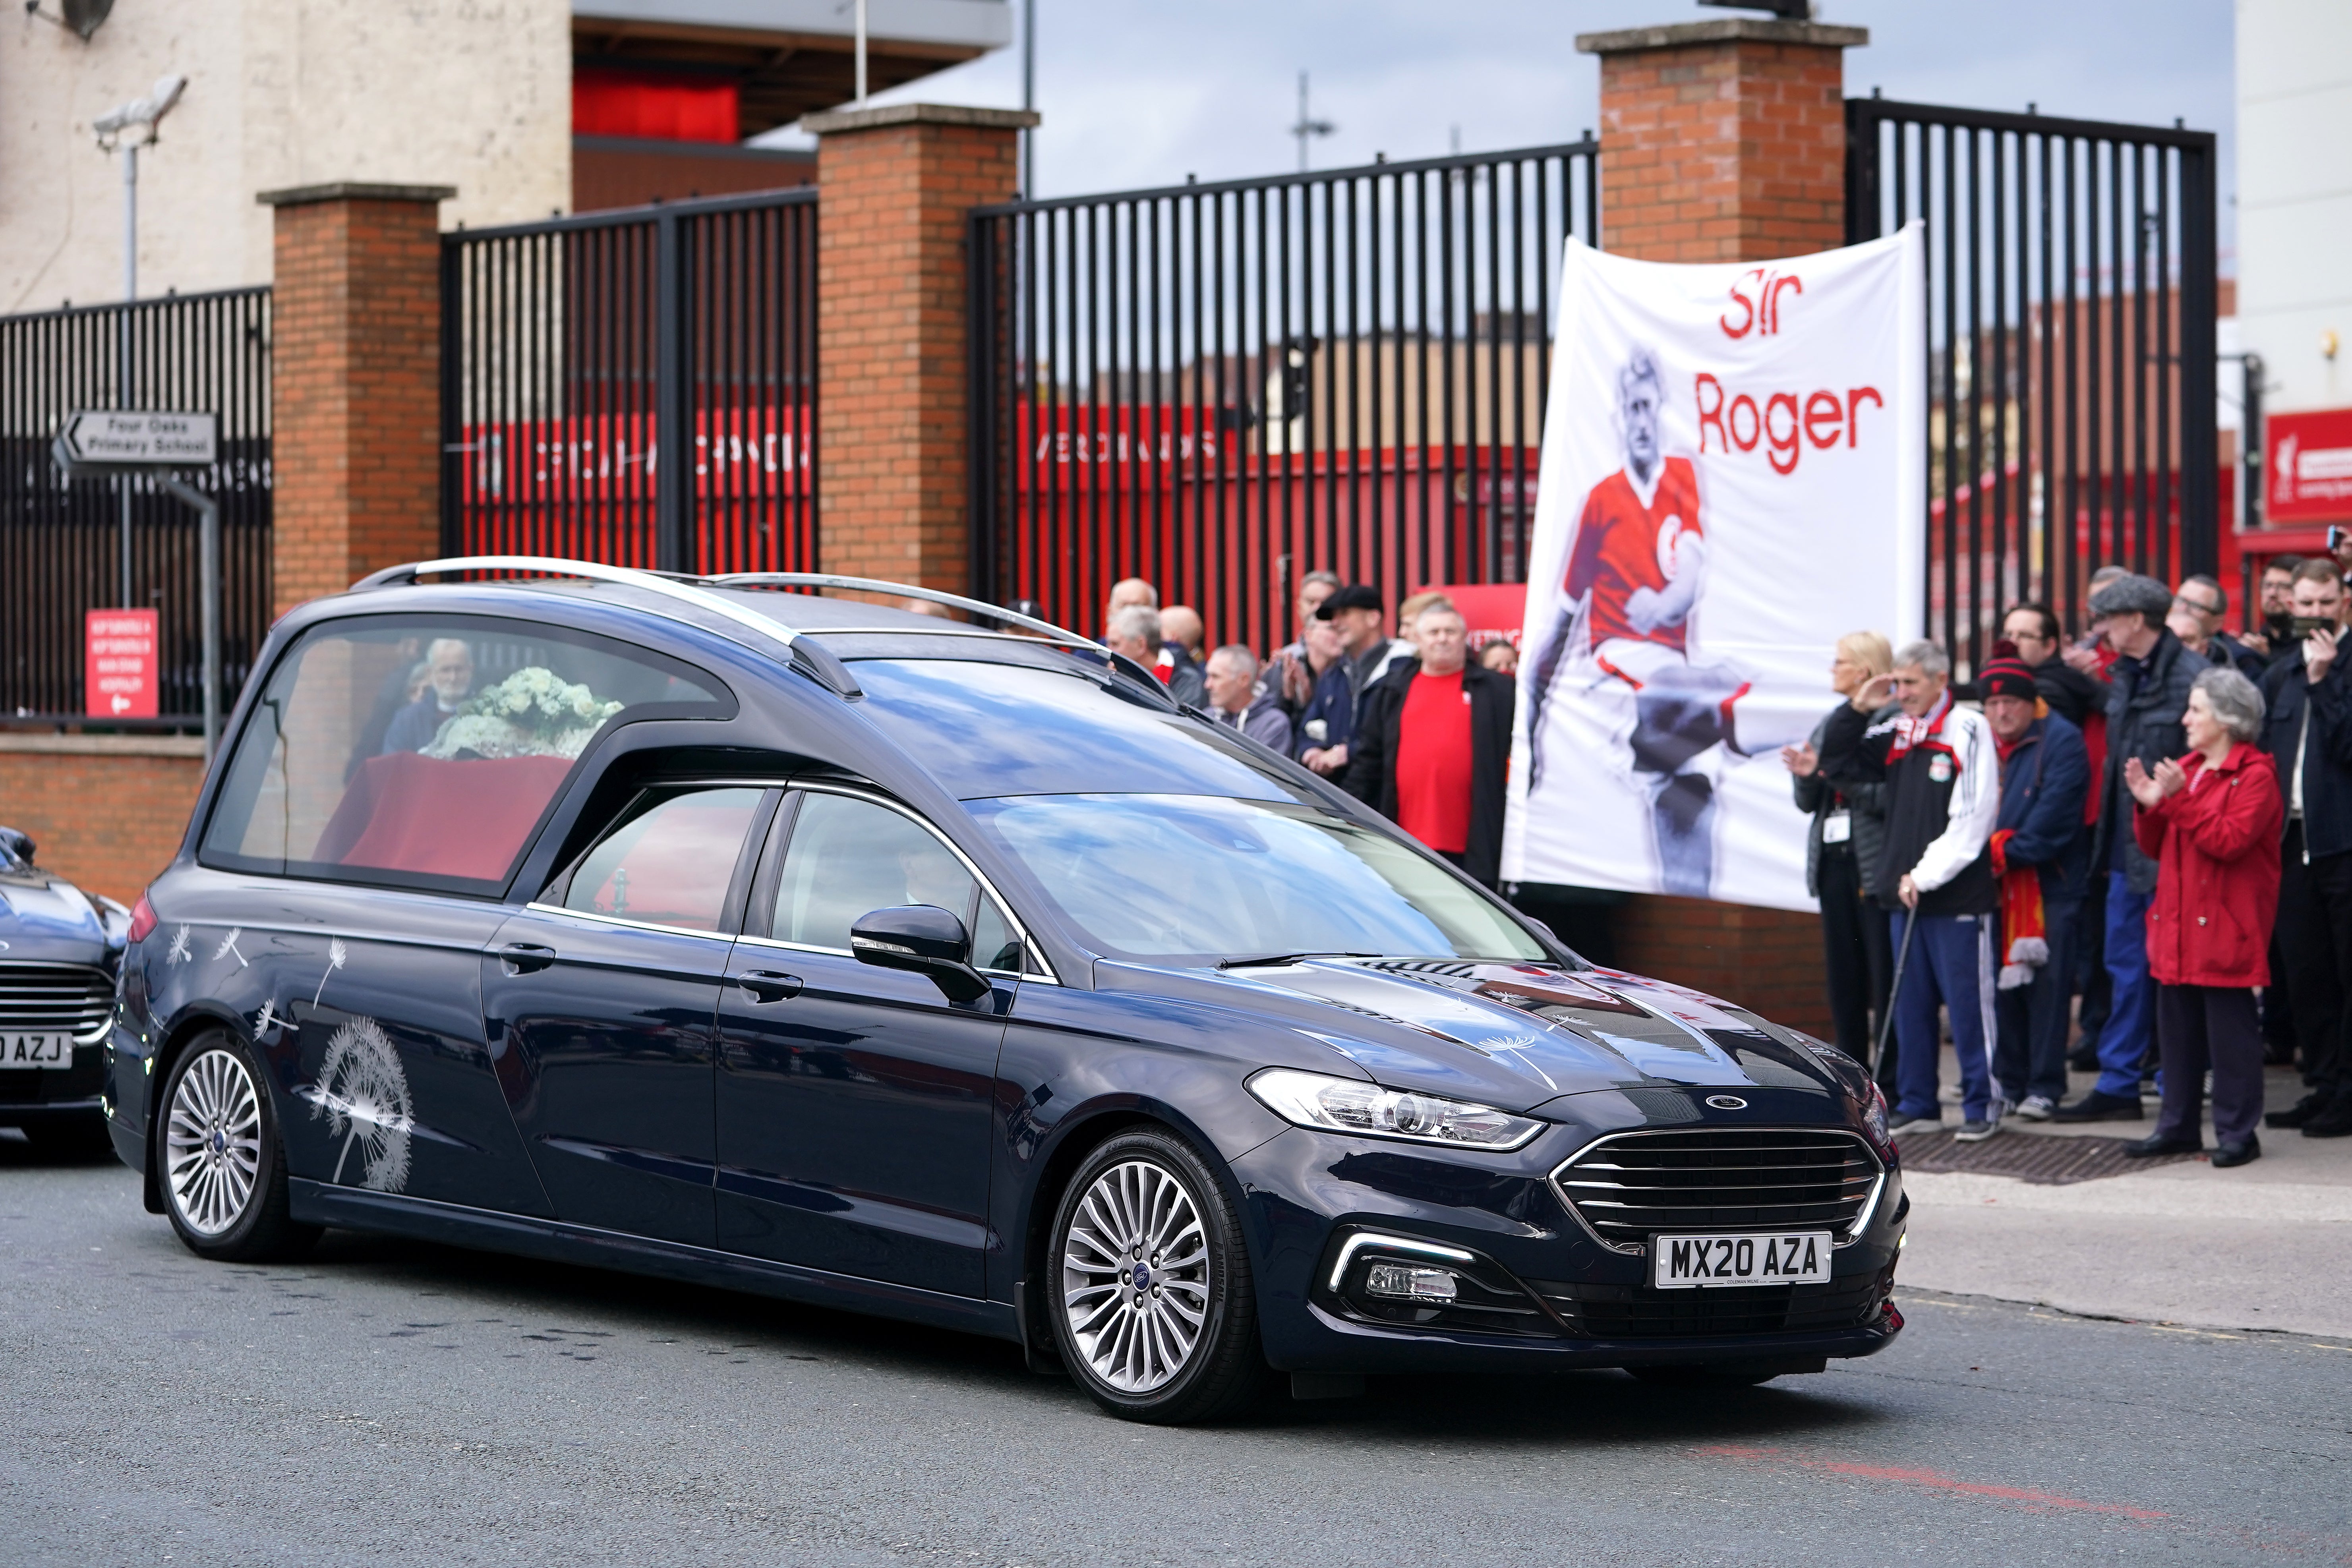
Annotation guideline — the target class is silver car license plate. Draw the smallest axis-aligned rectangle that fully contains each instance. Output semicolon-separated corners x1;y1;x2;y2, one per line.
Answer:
1;1033;75;1068
1652;1232;1832;1289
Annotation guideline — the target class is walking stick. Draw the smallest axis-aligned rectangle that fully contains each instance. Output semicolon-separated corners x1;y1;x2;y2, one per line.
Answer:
1872;905;1918;1081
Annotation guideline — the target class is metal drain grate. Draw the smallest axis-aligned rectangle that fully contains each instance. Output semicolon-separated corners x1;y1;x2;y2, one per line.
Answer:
1898;1129;2201;1184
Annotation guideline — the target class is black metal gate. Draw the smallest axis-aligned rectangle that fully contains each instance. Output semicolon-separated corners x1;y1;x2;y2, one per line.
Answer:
0;288;272;725
441;188;818;574
1846;97;2219;666
968;143;1600;652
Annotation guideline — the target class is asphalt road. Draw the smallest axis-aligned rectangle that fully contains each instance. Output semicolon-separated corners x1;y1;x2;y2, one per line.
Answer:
7;1135;2350;1567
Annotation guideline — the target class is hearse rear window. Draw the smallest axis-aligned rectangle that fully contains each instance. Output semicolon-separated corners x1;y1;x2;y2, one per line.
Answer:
200;615;727;892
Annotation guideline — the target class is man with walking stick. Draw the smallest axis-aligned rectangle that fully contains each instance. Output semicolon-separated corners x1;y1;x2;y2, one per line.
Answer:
1822;639;2005;1140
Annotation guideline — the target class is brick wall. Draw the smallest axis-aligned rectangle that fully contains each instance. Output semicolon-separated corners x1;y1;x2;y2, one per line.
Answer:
1571;17;1867;1036
1612;893;1836;1039
807;104;1034;593
0;738;205;905
1578;18;1864;265
261;182;454;616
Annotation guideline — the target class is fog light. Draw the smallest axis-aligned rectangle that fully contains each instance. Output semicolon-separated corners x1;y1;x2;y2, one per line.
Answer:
1365;1263;1458;1302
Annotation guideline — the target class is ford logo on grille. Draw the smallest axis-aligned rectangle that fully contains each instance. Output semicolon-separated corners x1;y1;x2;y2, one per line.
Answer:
1705;1094;1749;1110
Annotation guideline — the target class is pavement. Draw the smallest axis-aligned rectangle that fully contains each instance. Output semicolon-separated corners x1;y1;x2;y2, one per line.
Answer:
5;1139;2351;1566
1897;1054;2352;1339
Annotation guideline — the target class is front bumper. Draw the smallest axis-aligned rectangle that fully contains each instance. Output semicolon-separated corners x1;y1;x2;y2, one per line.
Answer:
1230;1116;1908;1375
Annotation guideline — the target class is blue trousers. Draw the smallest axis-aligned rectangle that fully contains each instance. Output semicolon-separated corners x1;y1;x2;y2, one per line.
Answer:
1994;892;2081;1105
1888;909;1999;1122
2092;870;2155;1100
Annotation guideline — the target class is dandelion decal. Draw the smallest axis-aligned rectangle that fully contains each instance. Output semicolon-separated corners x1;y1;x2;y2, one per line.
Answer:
165;925;192;965
253;998;279;1038
311;1017;413;1193
213;927;248;968
311;938;349;1009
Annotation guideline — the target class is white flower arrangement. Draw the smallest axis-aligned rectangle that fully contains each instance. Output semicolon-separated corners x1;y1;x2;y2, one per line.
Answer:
420;667;624;762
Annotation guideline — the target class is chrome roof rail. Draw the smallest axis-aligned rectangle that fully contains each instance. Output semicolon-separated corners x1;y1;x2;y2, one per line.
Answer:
353;555;803;652
706;572;1111;656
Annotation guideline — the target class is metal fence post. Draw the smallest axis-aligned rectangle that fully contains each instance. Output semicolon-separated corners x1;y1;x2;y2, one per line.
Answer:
655;203;691;574
2177;131;2220;579
160;475;220;760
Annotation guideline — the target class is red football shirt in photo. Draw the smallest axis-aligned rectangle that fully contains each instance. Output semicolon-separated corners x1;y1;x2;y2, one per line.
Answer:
1396;668;1474;853
1563;454;1704;652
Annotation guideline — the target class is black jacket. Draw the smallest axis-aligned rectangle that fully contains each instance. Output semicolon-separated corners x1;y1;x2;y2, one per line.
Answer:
2095;629;2199;895
2028;657;2107;730
2261;652;2352;862
1794;704;1894;897
1343;658;1514;885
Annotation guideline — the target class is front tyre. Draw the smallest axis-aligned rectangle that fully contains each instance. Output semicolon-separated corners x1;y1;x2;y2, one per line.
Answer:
158;1030;318;1262
1049;1129;1266;1425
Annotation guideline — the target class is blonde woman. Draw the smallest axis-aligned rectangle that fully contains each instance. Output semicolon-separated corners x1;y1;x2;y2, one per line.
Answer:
1782;632;1899;1075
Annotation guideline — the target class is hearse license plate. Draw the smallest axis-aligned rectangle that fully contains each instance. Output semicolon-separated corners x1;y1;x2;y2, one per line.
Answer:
1;1033;74;1069
1652;1232;1832;1289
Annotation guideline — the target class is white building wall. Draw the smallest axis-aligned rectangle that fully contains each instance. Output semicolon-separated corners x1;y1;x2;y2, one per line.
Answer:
2237;0;2352;414
0;0;570;314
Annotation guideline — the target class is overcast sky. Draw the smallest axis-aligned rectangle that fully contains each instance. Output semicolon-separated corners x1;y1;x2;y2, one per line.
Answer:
825;0;2237;260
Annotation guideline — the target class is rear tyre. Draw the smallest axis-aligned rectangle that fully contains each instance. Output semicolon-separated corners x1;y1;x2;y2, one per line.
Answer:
157;1030;319;1262
1048;1128;1267;1425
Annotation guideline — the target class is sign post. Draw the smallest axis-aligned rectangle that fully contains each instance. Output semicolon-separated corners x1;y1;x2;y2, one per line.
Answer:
52;410;225;760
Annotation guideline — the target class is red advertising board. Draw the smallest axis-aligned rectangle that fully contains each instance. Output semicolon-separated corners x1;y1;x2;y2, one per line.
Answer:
2268;407;2352;524
85;609;159;718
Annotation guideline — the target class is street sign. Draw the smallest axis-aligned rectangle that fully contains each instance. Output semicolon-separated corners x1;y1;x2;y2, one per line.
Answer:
85;608;159;719
56;409;217;468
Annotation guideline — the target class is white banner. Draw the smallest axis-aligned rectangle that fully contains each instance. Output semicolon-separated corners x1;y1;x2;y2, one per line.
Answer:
1503;225;1924;913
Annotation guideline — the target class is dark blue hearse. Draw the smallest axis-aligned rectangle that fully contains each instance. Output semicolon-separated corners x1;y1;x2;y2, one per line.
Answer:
106;559;1904;1423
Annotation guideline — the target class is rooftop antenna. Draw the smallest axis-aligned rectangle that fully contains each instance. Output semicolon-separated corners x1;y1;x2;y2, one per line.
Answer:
855;0;868;103
1290;71;1335;174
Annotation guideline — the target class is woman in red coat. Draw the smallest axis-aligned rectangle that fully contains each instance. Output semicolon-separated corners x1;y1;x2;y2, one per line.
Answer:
2123;666;2283;1167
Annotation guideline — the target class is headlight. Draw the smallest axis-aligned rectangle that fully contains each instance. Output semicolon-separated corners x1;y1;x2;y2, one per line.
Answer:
1862;1081;1891;1152
1247;1067;1544;1150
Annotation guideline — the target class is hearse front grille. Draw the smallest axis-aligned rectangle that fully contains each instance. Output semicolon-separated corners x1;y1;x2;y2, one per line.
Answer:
1527;1275;1885;1339
1551;1127;1882;1253
0;963;116;1040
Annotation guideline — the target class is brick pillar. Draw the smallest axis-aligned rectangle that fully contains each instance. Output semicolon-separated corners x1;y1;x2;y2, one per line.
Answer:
257;182;454;617
1567;19;1868;1040
1578;17;1863;264
804;103;1034;592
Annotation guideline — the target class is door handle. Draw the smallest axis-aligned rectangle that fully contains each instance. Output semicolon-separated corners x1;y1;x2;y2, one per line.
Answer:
735;969;802;1002
500;942;558;975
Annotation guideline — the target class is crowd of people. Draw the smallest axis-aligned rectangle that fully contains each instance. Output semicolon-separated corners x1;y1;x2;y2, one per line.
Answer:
1067;573;1520;884
1785;551;2352;1167
1066;551;2350;1171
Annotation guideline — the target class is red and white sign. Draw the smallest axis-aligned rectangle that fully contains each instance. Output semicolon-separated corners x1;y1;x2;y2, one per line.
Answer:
85;609;158;718
1504;226;1925;912
2267;407;2352;525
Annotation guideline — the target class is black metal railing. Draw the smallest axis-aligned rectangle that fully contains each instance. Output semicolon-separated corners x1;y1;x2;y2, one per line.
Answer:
1847;97;2219;667
0;288;272;725
969;143;1600;652
441;188;818;575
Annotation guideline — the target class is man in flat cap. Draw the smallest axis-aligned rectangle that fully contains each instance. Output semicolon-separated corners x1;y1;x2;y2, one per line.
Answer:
2056;572;2199;1123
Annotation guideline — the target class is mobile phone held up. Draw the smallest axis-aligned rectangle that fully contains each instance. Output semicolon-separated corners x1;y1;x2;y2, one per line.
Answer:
2294;616;2340;637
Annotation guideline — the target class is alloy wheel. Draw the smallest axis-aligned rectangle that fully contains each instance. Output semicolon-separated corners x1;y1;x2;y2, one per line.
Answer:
165;1047;263;1236
1060;1158;1213;1393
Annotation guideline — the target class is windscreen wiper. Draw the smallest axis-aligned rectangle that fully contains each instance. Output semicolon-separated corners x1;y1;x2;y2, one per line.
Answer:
1216;951;1379;969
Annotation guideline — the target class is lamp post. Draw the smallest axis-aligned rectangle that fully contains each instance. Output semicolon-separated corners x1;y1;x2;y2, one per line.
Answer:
92;73;186;609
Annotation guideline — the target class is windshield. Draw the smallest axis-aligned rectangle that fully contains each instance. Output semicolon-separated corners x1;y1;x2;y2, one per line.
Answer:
963;793;1549;965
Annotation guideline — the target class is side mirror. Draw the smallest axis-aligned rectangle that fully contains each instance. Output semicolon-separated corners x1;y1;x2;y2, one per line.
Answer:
849;905;994;1004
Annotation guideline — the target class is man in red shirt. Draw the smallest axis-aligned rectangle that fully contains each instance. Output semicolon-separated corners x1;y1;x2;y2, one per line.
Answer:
1345;606;1515;884
1524;349;1779;897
